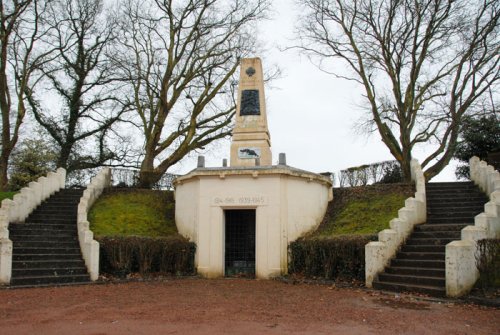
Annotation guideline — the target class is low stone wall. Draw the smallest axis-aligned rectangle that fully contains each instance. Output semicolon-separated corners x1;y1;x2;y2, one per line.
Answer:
446;157;500;297
0;168;67;284
77;168;111;281
365;159;426;287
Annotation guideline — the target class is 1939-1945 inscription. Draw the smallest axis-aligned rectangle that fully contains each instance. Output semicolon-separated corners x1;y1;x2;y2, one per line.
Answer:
240;89;260;116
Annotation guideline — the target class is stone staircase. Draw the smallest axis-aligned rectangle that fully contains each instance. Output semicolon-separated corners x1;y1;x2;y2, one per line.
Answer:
373;182;488;297
8;189;91;287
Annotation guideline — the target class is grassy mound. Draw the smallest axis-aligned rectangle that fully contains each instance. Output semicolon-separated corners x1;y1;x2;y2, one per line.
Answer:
0;192;16;206
313;183;414;237
89;189;176;237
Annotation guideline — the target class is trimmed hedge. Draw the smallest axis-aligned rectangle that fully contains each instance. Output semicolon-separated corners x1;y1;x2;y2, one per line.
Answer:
97;235;196;277
475;238;500;292
288;235;376;281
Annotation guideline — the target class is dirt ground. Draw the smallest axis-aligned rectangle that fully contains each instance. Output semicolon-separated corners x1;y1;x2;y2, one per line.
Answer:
0;278;498;335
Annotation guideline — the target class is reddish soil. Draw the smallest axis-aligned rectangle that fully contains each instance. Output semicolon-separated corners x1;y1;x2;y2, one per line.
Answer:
0;278;498;335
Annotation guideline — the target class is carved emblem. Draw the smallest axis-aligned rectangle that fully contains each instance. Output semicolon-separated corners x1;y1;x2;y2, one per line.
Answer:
245;67;256;77
238;147;261;159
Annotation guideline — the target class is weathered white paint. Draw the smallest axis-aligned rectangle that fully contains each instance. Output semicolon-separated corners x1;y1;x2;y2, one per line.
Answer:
0;168;67;284
365;159;426;288
174;166;332;279
446;157;500;297
446;240;478;297
77;168;111;281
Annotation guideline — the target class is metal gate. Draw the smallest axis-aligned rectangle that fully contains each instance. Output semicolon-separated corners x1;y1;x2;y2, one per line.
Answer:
224;209;256;277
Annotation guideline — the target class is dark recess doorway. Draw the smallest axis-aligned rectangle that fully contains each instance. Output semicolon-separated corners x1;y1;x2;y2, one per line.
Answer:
225;209;256;277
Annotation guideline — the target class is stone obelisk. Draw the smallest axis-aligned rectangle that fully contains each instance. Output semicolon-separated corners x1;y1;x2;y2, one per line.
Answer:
230;58;272;167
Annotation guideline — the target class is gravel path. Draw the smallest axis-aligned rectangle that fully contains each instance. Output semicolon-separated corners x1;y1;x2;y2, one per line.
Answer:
0;278;498;334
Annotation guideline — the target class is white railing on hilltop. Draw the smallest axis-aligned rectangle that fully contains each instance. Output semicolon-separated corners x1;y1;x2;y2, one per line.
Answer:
0;168;67;284
77;167;111;281
365;159;426;288
446;156;500;297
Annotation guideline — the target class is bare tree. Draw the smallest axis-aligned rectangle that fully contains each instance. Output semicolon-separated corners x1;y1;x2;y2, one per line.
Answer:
113;0;270;187
27;0;130;174
0;0;53;191
296;0;500;180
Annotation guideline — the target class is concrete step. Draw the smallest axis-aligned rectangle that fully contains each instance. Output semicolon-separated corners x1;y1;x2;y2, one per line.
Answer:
385;266;445;277
425;218;475;225
13;253;84;261
428;211;483;219
426;182;474;189
24;218;77;224
411;231;461;239
414;224;468;232
26;214;77;222
9;224;77;233
10;234;78;242
30;206;78;215
12;259;86;269
12;267;88;277
427;203;485;210
13;247;81;255
10;274;90;286
372;280;446;297
390;259;445;268
378;273;445;287
405;237;456;246
401;245;445;253
426;196;488;204
13;240;79;248
396;251;445;260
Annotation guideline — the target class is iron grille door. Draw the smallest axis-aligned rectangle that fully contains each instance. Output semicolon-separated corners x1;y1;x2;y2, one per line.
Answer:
225;209;256;277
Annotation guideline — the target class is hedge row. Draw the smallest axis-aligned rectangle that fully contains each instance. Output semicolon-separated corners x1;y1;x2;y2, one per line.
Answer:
338;160;403;187
476;238;500;291
96;235;196;277
288;235;376;281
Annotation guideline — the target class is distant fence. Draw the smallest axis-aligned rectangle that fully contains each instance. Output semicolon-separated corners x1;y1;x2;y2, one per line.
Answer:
110;168;178;190
337;160;402;188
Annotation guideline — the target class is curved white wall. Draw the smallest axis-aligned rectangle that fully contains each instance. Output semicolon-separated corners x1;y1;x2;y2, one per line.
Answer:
174;166;332;279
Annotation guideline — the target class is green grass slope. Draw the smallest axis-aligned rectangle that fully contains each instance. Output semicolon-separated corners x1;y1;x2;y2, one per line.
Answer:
313;183;414;237
0;192;16;206
89;190;176;237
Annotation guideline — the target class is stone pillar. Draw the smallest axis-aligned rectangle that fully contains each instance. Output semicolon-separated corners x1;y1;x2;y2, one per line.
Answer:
230;58;272;167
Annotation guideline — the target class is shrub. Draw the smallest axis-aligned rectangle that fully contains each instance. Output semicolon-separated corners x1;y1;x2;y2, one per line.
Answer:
97;235;196;277
288;235;376;281
338;160;402;187
475;238;500;293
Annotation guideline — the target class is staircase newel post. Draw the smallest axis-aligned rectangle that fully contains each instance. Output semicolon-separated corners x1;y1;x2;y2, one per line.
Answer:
0;238;12;284
12;193;26;223
38;176;49;202
56;168;66;190
446;240;478;297
477;161;488;193
486;170;499;195
469;156;480;181
28;181;42;207
365;242;386;288
46;171;58;195
390;218;411;241
1;199;12;224
20;188;34;221
89;240;99;281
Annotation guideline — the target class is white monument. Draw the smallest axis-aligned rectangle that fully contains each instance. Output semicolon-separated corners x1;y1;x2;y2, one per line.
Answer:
174;58;332;279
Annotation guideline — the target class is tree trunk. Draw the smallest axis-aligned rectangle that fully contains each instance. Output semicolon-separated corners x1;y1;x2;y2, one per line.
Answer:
399;157;412;183
0;151;10;191
57;142;73;171
138;154;160;189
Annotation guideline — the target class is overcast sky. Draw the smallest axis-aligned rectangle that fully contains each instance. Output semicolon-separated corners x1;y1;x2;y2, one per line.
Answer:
174;0;458;182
